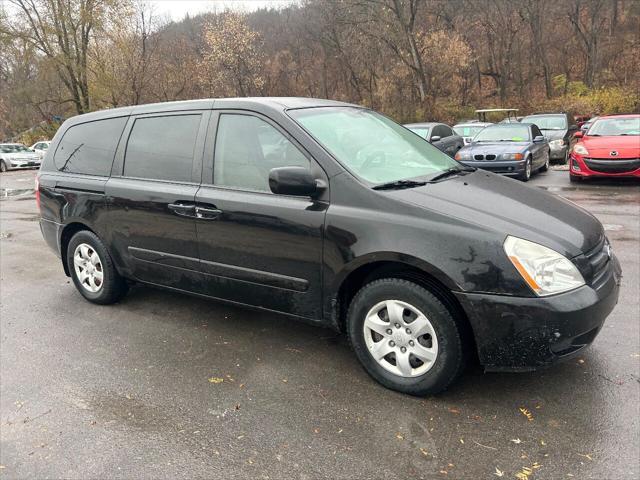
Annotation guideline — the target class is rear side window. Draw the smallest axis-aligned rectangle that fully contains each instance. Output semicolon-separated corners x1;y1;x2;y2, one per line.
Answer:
124;114;202;182
53;117;127;175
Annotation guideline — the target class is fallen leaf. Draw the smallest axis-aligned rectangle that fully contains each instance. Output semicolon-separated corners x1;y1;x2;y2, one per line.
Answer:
577;453;593;461
448;407;460;414
281;378;288;383
519;407;534;421
540;439;547;446
494;467;504;477
396;433;404;440
208;377;224;384
420;447;429;457
459;438;464;444
511;438;522;444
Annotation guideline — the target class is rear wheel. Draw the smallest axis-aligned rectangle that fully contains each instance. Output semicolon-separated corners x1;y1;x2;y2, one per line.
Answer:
66;230;128;304
0;160;7;173
347;278;465;396
540;151;550;172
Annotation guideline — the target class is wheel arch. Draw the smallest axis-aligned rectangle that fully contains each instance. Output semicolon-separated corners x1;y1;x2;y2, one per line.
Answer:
59;221;97;276
332;257;478;363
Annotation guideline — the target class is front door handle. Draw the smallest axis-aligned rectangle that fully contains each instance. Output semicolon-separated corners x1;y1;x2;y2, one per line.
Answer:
195;206;222;220
168;203;196;217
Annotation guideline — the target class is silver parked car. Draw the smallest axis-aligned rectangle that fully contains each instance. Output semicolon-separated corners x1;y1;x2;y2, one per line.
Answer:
29;140;51;160
0;143;42;172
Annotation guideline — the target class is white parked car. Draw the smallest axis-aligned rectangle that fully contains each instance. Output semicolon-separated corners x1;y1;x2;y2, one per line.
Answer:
30;140;51;160
453;122;493;145
0;143;42;172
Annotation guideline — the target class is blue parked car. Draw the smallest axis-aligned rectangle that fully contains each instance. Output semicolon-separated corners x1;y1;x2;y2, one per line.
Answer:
454;123;550;181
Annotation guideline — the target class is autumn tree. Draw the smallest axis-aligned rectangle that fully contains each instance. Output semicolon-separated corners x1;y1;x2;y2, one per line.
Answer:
199;11;265;97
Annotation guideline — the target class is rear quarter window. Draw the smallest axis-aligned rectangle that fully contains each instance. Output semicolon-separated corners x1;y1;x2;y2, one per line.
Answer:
52;117;127;176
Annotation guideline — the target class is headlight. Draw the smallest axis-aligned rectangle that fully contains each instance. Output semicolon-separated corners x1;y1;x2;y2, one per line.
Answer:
573;144;588;155
504;236;585;296
501;153;524;160
455;151;472;161
550;139;564;147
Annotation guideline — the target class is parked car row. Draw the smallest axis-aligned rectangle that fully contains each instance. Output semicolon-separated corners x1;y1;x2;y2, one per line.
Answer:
0;141;49;172
405;109;638;183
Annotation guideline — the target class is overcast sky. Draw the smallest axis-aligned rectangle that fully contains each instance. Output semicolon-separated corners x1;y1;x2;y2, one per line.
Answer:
148;0;297;20
1;0;297;21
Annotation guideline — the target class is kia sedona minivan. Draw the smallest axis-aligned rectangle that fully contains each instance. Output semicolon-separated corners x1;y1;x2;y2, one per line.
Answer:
37;98;621;395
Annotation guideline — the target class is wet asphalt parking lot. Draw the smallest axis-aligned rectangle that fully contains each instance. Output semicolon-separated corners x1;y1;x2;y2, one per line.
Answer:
1;168;638;479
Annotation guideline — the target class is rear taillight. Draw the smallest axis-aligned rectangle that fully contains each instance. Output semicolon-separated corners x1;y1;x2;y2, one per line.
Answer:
35;175;41;210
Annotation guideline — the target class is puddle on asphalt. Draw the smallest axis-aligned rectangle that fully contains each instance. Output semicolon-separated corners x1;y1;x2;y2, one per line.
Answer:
602;224;624;231
0;188;34;198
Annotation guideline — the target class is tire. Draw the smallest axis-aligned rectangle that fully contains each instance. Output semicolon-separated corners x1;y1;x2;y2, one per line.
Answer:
560;149;569;165
0;160;7;173
519;157;532;182
347;278;465;396
540;151;550;172
66;230;128;304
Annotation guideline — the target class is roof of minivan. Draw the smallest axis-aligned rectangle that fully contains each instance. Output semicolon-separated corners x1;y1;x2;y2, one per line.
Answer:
63;97;359;127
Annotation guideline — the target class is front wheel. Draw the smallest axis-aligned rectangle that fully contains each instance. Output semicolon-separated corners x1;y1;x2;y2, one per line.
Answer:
519;157;532;181
347;278;465;396
66;230;128;304
0;160;7;173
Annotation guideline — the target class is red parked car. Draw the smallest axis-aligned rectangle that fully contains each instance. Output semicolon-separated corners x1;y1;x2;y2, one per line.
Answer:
570;114;640;181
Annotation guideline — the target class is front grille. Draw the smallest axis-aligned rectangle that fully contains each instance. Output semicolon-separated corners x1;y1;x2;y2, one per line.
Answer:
584;158;640;174
474;154;484;161
486;154;496;161
583;236;610;286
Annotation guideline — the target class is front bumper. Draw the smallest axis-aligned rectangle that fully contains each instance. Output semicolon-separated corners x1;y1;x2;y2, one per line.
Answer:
455;253;621;371
6;160;41;170
459;159;526;176
549;143;568;160
571;154;640;178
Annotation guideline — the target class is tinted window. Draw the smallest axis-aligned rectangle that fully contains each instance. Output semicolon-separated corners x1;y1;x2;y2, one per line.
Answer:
439;125;453;138
53;117;127;175
124;114;201;182
214;114;309;192
475;125;531;142
531;125;543;138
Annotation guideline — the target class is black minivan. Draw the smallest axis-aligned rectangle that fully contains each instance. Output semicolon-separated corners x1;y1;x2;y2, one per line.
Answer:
37;98;621;395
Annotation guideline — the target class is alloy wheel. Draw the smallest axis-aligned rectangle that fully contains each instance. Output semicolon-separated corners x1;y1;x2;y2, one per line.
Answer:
363;299;438;377
73;243;104;293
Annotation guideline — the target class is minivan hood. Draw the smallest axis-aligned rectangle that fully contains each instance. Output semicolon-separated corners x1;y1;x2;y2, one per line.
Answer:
387;171;603;258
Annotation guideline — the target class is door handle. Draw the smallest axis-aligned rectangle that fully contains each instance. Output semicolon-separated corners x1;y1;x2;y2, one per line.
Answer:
168;203;196;217
195;206;222;220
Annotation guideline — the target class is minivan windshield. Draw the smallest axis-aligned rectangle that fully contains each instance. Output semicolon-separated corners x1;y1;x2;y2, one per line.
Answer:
474;125;531;142
289;107;459;184
587;117;640;136
521;115;567;130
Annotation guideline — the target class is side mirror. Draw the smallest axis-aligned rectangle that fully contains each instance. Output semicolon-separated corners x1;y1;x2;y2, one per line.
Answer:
533;135;545;143
269;166;319;197
430;135;441;142
574;131;584;138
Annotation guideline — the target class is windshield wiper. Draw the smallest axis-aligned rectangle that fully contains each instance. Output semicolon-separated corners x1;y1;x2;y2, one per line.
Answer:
373;179;428;190
429;166;475;182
